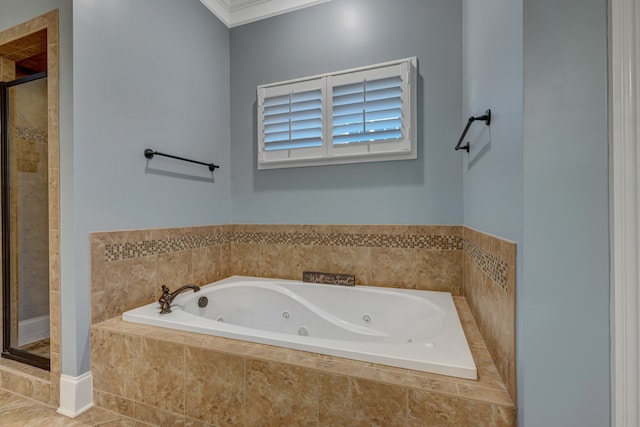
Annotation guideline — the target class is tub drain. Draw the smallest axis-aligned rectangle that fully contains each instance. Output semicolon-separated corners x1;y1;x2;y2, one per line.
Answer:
282;310;291;320
362;313;372;324
216;316;224;322
298;326;309;336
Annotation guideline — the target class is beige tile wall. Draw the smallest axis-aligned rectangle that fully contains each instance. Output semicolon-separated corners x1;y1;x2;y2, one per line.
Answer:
0;58;14;348
463;227;517;401
230;224;463;292
90;226;232;324
89;223;517;417
90;224;465;324
12;78;50;337
91;298;516;426
0;10;60;407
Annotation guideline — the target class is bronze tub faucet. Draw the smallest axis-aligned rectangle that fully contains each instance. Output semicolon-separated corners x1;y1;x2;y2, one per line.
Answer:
158;284;200;314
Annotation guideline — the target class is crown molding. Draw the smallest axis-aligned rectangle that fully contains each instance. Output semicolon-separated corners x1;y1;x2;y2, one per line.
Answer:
200;0;331;27
199;0;232;27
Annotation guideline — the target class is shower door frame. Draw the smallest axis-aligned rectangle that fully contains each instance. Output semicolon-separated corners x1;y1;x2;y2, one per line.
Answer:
0;71;50;371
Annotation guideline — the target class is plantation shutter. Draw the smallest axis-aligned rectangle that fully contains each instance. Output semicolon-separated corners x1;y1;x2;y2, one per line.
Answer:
257;78;325;166
262;88;323;151
332;75;403;145
328;62;410;157
257;58;415;169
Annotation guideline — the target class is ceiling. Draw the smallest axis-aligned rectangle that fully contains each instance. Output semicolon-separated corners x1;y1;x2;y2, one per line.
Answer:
199;0;331;27
0;29;47;77
1;2;325;76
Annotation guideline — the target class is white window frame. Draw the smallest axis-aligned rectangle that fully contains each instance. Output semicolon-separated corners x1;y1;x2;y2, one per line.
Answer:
257;57;417;169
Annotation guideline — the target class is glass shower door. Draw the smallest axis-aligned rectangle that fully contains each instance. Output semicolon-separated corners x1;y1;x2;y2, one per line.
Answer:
0;72;50;370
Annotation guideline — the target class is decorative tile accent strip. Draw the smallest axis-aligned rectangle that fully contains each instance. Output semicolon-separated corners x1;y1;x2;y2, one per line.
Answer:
463;239;508;291
232;232;463;250
104;232;230;262
16;127;48;144
104;230;463;263
302;271;356;286
101;229;515;292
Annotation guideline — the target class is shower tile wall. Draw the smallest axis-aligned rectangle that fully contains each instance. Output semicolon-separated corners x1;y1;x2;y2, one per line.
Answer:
3;57;49;353
0;10;61;407
14;77;49;331
0;58;14;343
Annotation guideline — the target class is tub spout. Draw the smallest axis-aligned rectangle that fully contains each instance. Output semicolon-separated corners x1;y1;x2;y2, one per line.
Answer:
158;284;200;314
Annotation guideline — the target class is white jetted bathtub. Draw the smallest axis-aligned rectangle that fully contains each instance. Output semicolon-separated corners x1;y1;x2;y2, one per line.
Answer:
122;276;477;379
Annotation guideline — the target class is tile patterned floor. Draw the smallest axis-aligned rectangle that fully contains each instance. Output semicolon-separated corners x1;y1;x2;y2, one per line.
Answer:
18;338;50;359
0;390;147;426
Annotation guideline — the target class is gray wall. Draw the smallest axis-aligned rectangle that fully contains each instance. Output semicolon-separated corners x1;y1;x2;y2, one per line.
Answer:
462;0;609;424
2;2;614;424
71;0;231;374
522;0;609;425
462;0;525;417
230;0;463;225
462;0;523;244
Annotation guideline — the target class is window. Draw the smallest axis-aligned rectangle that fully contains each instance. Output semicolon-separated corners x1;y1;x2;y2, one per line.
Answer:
257;57;417;169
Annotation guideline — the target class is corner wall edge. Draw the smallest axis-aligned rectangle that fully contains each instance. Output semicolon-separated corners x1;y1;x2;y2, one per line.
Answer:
610;0;640;425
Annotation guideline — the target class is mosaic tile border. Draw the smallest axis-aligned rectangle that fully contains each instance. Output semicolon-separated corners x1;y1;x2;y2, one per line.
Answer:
102;227;507;290
232;231;463;250
463;238;508;291
105;233;230;262
104;231;463;262
16;127;48;144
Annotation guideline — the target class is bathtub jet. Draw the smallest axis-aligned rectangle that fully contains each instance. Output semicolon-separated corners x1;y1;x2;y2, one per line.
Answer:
124;276;477;380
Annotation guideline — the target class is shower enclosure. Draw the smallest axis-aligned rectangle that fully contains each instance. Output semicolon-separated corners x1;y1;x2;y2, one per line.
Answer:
0;72;50;370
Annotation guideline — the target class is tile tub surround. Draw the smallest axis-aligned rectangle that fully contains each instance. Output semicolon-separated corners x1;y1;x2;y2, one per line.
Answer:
463;227;517;402
90;224;516;401
91;298;516;426
90;224;516;405
231;224;464;292
90;224;465;323
90;225;233;324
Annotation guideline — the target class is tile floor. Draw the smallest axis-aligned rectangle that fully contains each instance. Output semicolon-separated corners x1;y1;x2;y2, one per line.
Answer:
18;338;50;359
0;390;146;426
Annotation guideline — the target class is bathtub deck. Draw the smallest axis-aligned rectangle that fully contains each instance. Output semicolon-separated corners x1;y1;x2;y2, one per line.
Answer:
91;296;516;426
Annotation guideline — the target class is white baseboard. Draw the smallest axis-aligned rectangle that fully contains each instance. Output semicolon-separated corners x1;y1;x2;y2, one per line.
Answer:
57;372;94;418
18;315;50;347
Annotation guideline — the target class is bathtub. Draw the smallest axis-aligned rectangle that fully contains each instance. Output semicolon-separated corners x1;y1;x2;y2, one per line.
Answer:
122;276;477;379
